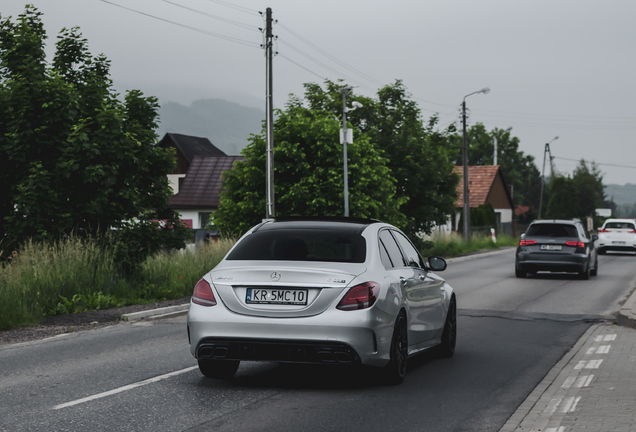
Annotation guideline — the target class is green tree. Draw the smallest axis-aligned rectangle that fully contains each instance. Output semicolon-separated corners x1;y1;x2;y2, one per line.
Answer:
0;7;189;266
299;80;460;242
451;124;542;210
213;93;405;237
546;160;604;220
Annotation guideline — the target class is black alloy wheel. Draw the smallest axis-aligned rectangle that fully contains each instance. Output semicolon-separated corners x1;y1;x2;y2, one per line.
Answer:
198;359;240;379
515;264;526;278
437;296;457;358
384;312;408;385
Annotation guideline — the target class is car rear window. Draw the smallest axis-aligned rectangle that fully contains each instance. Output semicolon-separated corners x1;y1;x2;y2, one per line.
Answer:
226;229;366;263
604;222;635;230
526;224;579;237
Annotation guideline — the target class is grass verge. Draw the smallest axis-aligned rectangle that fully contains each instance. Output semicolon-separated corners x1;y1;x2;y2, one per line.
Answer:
420;232;518;258
0;237;234;330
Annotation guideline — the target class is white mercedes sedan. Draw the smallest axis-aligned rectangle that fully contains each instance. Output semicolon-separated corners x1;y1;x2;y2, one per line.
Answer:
187;217;456;384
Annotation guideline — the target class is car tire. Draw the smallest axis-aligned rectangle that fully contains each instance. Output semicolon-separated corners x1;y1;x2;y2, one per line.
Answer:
197;359;240;379
590;256;598;276
383;311;408;385
437;295;457;359
579;260;591;280
515;266;526;278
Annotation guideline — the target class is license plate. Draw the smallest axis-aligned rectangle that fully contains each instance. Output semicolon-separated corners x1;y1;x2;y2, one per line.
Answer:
612;241;626;245
540;245;562;250
246;288;308;305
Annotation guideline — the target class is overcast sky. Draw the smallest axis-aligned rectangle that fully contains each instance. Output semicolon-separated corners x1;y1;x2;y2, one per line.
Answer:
3;0;636;185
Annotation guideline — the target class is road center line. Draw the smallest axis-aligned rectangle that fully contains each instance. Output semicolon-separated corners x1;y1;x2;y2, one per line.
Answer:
53;366;198;410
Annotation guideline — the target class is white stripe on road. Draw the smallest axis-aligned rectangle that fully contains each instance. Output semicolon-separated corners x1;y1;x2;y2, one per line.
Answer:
545;396;582;414
562;375;594;389
594;334;616;342
545;428;566;432
586;345;611;355
53;366;198;410
574;359;603;369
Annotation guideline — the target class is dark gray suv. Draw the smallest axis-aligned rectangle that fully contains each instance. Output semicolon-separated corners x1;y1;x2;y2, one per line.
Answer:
515;219;598;279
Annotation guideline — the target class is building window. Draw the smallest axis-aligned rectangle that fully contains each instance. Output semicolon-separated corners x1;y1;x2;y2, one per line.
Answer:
199;212;212;229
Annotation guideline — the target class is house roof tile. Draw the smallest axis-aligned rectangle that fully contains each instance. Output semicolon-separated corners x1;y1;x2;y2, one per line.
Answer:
169;155;244;208
158;133;226;162
453;165;513;208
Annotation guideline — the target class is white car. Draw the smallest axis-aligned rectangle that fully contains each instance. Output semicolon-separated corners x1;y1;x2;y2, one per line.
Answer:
187;217;457;384
598;218;636;254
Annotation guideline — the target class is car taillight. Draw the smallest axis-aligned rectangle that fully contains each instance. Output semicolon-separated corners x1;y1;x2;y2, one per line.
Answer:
337;282;380;311
192;279;217;306
519;239;537;246
599;229;611;233
629;230;636;233
565;241;585;248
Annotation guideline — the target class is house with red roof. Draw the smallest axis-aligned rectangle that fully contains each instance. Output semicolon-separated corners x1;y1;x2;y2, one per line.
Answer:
452;165;516;235
158;133;244;237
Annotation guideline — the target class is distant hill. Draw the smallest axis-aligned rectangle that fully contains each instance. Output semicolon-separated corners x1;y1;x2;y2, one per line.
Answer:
604;183;636;204
156;99;264;156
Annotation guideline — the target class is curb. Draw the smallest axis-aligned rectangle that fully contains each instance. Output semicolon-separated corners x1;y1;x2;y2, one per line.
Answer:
444;246;516;264
121;304;190;322
616;275;636;329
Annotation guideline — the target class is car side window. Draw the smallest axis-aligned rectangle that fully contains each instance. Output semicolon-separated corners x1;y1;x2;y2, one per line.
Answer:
378;239;394;268
392;231;426;269
379;230;406;267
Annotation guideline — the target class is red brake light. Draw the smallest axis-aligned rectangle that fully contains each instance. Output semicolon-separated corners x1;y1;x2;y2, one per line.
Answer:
599;229;611;233
192;279;217;306
629;230;636;233
565;241;585;248
337;282;380;311
519;239;536;246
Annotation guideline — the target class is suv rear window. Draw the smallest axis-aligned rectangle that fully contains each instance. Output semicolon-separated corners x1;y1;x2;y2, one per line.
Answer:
604;222;635;230
526;224;578;237
226;229;366;263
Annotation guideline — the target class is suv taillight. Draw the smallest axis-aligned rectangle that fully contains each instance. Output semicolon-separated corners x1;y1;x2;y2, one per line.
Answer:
192;279;217;306
565;241;585;248
519;239;536;246
600;229;611;233
337;282;380;311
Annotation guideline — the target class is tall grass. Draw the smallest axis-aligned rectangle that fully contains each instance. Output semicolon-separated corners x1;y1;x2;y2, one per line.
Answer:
0;237;234;330
420;232;518;258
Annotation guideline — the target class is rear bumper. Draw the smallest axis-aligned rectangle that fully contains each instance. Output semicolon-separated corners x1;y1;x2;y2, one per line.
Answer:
598;245;636;252
187;301;395;368
196;338;361;365
516;251;588;273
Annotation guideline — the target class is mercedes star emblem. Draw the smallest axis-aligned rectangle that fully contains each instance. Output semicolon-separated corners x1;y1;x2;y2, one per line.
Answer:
270;271;281;281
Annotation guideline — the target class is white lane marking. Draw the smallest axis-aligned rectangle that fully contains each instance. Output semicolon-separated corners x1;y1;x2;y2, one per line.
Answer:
574;359;603;369
562;376;576;388
545;428;566;432
586;345;611;355
560;396;578;412
562;374;594;389
53;366;198;410
594;334;616;342
569;396;582;412
545;397;562;413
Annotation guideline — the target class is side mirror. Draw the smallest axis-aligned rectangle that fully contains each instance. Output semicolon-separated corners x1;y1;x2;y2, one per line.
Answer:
520;233;526;239
428;256;447;272
592;234;599;241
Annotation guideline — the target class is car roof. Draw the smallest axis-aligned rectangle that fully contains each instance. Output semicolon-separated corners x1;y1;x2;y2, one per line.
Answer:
603;218;636;223
530;219;579;226
253;217;381;235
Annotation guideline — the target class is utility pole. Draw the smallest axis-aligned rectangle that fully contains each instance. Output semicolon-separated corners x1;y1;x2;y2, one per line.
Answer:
264;7;275;219
537;136;558;219
342;87;350;217
462;100;470;241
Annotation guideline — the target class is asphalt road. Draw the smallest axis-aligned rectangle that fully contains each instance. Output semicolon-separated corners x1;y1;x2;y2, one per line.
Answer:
1;249;634;432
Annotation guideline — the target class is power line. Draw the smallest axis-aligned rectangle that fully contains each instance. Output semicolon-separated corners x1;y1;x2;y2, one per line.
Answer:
97;0;260;48
204;0;260;15
278;54;326;84
160;0;259;32
278;39;374;92
552;156;636;170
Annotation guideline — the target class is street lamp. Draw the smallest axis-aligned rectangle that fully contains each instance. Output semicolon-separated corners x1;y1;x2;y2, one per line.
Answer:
537;136;559;219
494;126;512;166
341;87;362;217
462;87;490;241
